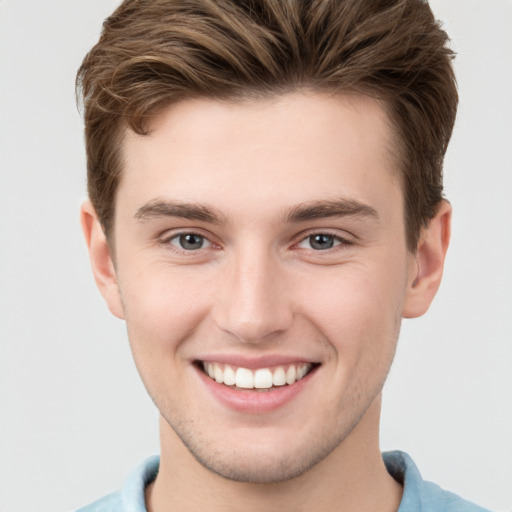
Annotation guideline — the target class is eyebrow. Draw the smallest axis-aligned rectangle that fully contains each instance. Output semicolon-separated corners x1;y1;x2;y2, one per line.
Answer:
134;197;379;225
284;199;379;223
135;199;227;224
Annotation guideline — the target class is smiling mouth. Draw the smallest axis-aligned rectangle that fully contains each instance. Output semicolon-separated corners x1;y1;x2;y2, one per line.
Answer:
198;361;318;391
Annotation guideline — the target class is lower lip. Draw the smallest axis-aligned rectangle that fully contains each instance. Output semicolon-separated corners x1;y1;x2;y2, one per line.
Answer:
195;366;317;414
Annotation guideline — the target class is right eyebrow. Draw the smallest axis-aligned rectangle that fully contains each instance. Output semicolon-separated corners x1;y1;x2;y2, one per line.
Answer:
134;199;227;225
284;198;379;223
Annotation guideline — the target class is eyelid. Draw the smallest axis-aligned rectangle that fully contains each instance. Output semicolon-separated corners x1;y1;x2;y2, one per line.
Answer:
156;228;354;253
296;235;340;250
159;229;219;252
169;233;212;249
293;229;354;249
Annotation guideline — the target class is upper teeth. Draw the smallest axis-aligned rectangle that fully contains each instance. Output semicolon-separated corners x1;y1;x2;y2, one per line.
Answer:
202;362;312;389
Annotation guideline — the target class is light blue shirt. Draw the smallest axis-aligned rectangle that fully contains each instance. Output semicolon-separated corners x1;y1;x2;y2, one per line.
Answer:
76;451;492;511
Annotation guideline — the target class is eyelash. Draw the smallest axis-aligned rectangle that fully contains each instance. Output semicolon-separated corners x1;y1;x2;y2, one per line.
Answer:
163;232;213;252
160;230;353;254
295;232;353;251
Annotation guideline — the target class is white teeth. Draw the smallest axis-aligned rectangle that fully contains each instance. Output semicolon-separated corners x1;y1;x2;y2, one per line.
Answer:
254;369;273;389
235;367;254;389
214;363;224;383
296;364;308;380
202;362;313;389
272;366;286;386
223;365;236;386
285;365;296;385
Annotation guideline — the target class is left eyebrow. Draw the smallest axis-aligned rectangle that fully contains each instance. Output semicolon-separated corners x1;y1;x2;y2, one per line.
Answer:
284;198;379;223
134;199;227;224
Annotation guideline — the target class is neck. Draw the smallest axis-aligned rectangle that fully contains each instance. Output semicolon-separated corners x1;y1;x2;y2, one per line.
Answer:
146;397;402;512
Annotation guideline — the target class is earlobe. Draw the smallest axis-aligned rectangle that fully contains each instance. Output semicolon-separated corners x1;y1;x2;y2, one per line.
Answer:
402;200;452;318
80;201;125;319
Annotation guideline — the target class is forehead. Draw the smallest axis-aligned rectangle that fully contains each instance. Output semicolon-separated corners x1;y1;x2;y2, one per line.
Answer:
118;92;402;223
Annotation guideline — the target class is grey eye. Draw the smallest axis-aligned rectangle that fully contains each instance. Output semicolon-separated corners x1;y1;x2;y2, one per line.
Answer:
298;234;341;251
170;233;210;250
309;234;335;250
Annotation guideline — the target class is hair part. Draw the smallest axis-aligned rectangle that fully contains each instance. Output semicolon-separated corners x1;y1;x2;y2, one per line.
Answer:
77;0;458;250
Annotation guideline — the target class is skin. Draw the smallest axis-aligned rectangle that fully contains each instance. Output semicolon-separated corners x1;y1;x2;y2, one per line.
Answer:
82;91;451;512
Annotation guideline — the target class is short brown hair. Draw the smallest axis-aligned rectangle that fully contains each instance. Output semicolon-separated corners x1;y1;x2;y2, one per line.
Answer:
77;0;457;250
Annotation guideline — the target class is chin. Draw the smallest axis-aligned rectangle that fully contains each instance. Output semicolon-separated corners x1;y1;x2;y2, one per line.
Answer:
188;444;331;483
166;415;354;484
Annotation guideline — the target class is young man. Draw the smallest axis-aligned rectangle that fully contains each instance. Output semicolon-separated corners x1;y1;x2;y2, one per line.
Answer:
76;1;491;511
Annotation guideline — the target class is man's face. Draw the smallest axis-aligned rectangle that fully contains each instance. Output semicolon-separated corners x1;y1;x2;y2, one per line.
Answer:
104;92;418;482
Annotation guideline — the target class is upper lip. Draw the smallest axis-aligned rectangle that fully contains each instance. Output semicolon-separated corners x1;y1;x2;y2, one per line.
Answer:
195;354;321;369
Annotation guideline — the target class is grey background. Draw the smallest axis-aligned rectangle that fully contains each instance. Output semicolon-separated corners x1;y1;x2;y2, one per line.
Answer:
0;1;511;511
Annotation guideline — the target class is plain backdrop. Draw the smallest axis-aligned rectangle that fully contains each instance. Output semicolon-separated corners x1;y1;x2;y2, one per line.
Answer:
0;1;511;511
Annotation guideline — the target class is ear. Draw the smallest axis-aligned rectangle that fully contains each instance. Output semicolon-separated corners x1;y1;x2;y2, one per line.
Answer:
402;200;452;318
80;200;125;319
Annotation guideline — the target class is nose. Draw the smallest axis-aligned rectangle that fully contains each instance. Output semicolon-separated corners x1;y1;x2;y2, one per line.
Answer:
212;244;294;344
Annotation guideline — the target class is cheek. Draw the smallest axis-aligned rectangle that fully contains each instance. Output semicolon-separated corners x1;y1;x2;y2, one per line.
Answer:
117;264;216;405
296;259;407;354
304;260;405;315
117;262;213;351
